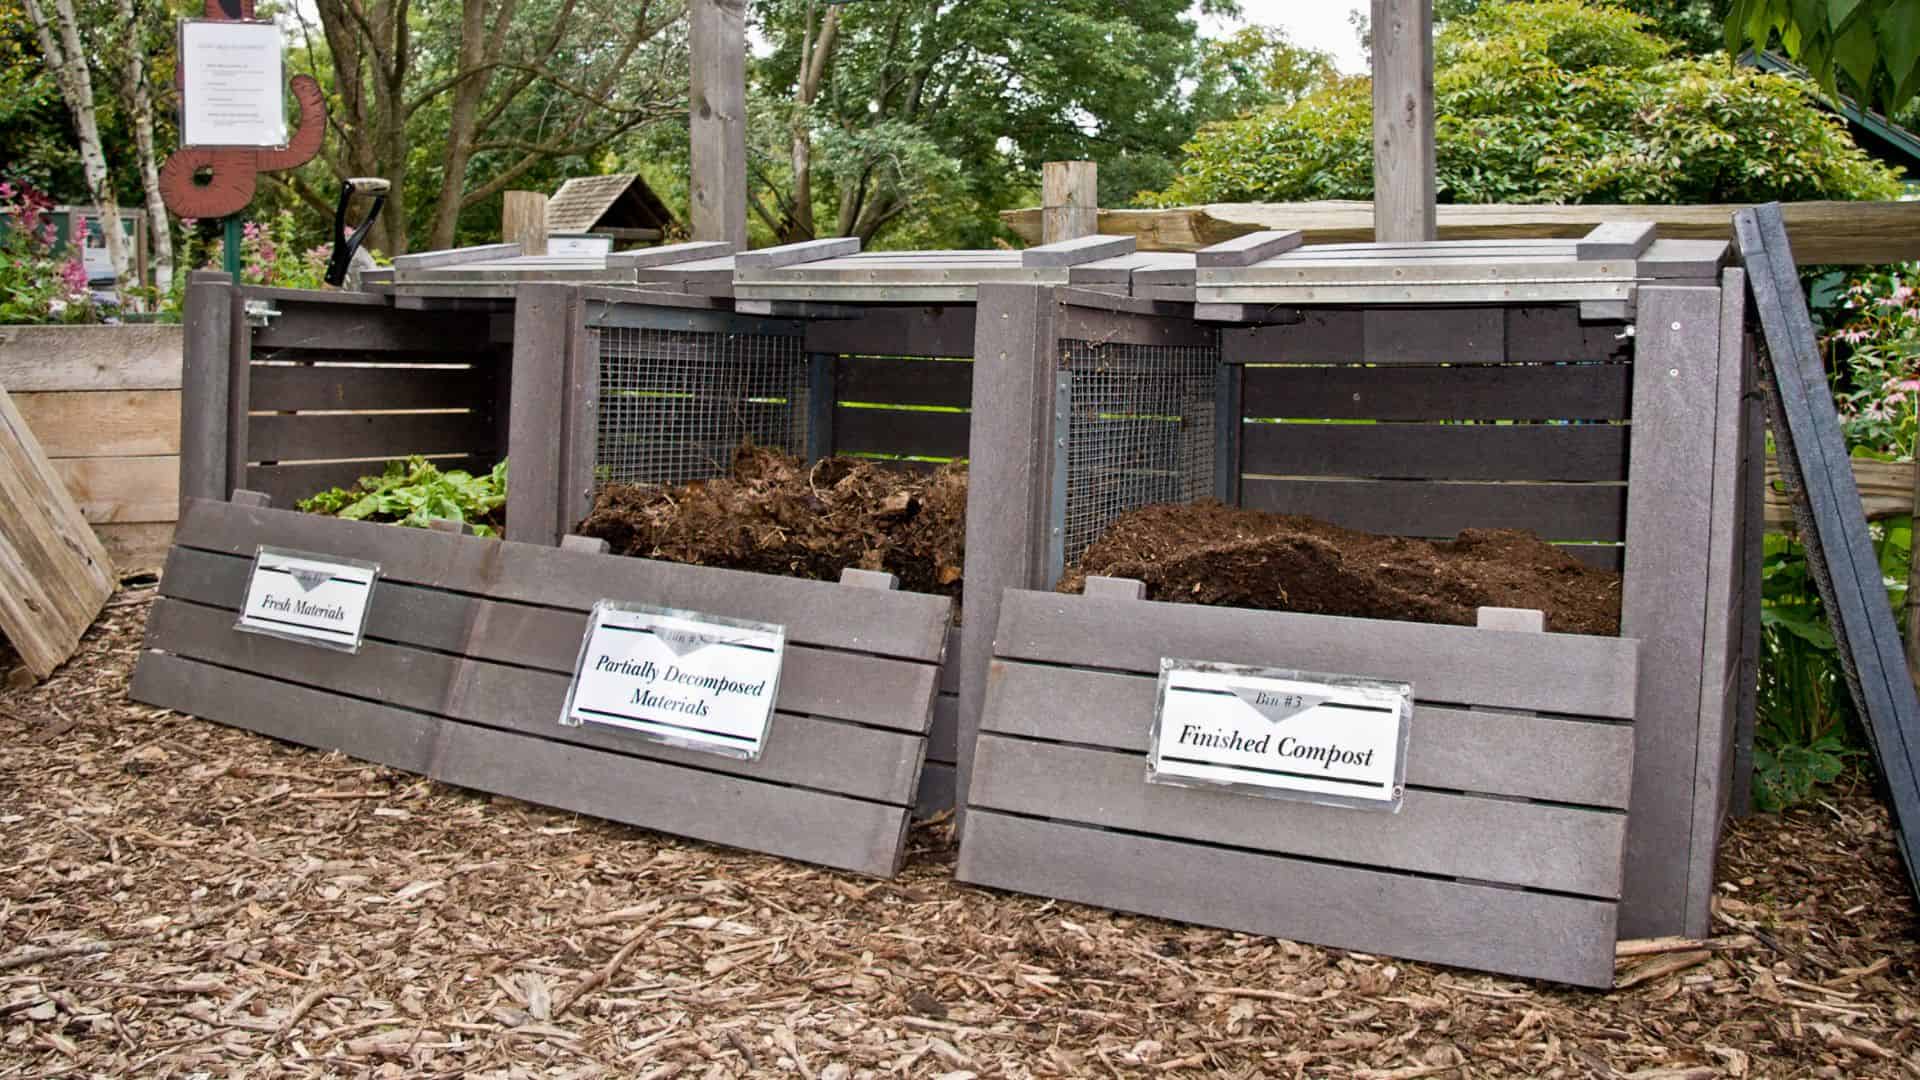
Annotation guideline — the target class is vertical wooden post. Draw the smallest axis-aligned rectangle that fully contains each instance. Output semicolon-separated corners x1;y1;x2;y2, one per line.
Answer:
502;191;550;256
178;270;233;509
1041;162;1099;244
1906;457;1920;694
1370;0;1436;243
690;0;749;250
506;284;574;546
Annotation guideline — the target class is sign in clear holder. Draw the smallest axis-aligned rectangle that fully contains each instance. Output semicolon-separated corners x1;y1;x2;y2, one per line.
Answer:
177;19;288;149
234;546;379;653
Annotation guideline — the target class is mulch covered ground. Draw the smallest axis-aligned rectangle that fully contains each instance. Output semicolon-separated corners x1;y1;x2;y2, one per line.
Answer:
3;591;1918;1078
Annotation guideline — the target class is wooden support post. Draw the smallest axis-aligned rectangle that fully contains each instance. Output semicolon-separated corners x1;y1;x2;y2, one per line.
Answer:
690;0;748;250
1042;162;1098;244
179;271;234;509
502;191;549;256
506;284;576;546
1370;0;1436;243
1907;458;1920;695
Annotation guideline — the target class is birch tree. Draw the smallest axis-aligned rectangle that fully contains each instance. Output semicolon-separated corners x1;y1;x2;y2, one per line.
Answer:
21;0;129;292
110;0;172;295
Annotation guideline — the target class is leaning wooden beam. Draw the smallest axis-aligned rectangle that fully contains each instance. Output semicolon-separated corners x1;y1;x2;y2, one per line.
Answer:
1021;234;1135;268
999;200;1920;265
389;243;524;272
734;237;862;271
604;240;739;269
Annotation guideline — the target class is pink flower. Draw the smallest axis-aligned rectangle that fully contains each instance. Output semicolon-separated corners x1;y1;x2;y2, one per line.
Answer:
0;182;13;200
1893;379;1920;393
243;221;263;240
72;217;88;241
60;258;87;293
1888;391;1906;404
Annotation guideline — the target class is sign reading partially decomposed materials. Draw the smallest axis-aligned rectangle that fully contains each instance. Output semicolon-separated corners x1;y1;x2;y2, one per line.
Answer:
178;20;287;148
1149;661;1412;811
562;602;785;760
235;547;378;652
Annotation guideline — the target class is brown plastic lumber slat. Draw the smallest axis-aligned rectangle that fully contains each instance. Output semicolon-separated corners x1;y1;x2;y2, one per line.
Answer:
247;411;496;462
131;652;912;877
805;305;980;360
1238;477;1627;543
604;241;738;269
955;810;1619;988
143;597;925;805
157;544;942;732
980;660;1633;808
734;237;862;272
833;406;970;460
1240;422;1628;483
1020;234;1135;269
1195;230;1303;268
1737;202;1920;904
1240;362;1630;421
834;355;973;408
249;365;493;412
967;735;1626;896
992;589;1639;719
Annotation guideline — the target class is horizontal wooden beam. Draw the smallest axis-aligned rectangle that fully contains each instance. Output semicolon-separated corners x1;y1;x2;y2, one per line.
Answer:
1768;455;1913;528
1001;200;1920;265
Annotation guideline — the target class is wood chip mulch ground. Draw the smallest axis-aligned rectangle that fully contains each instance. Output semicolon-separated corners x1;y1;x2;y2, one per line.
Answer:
2;589;1917;1079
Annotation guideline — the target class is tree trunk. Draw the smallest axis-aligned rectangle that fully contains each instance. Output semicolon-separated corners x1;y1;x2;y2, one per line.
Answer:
785;3;840;242
427;0;497;250
115;0;173;299
24;0;131;298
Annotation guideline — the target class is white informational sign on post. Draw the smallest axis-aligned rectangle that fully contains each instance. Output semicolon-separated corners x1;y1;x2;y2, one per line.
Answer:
1148;661;1412;811
235;547;379;652
561;602;785;760
179;20;287;148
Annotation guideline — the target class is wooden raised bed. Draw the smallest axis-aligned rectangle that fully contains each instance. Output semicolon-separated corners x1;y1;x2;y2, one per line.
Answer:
132;496;949;876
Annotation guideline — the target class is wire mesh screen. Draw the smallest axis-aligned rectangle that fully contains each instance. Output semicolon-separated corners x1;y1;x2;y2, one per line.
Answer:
1058;337;1219;567
595;327;809;488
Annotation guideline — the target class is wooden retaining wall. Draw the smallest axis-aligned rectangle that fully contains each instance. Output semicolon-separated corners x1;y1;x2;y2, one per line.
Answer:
0;323;184;569
957;588;1641;988
132;497;951;877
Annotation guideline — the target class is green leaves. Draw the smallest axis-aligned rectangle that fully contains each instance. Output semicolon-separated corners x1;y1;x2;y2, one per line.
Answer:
298;457;508;537
1724;0;1920;115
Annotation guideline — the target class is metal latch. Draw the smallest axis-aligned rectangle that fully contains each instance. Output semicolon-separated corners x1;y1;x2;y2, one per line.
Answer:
244;299;281;328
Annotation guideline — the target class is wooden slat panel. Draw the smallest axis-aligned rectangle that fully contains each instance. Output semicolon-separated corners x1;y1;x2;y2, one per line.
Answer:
993;590;1638;718
171;500;952;662
805;306;980;359
982;660;1632;807
1241;422;1627;482
145;598;923;805
50;456;179;524
248;412;496;463
96;523;176;570
969;736;1625;896
1240;477;1627;541
242;458;488;510
251;306;483;353
0;324;183;391
159;544;942;733
956;810;1617;988
833;407;970;459
131;653;910;876
1240;363;1631;421
13;390;181;457
835;356;973;408
249;365;490;412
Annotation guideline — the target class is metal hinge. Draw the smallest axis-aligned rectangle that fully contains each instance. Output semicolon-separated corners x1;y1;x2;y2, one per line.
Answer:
243;299;281;328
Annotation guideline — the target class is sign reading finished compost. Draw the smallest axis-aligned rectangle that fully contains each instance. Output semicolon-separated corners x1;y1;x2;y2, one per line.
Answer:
562;602;784;760
235;547;378;652
1149;661;1411;811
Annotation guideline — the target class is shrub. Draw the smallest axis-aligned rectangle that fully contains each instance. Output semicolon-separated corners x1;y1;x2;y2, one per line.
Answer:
0;178;101;324
299;457;508;537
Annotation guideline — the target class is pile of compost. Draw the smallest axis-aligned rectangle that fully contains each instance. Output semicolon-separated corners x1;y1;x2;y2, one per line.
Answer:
577;445;967;600
1062;501;1623;636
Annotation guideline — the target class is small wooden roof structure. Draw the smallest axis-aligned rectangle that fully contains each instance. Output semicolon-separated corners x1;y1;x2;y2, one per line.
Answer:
546;174;675;237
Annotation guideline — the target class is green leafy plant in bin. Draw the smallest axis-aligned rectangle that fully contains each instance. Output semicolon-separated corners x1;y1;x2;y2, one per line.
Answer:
298;457;507;537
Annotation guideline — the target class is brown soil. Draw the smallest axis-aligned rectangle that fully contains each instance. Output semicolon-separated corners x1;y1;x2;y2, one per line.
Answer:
3;593;1917;1077
1063;501;1624;636
577;445;967;601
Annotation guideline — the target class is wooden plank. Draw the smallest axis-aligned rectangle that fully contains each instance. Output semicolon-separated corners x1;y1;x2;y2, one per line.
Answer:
969;735;1625;896
144;597;925;805
50;456;179;524
561;311;600;532
247;411;495;463
1737;204;1920;908
251;306;482;353
12;390;180;458
390;243;522;271
1577;222;1657;260
1042;161;1099;244
805;306;979;360
606;241;739;269
833;407;970;459
1240;363;1631;421
130;652;910;877
241;458;487;510
1240;477;1627;542
228;290;253;507
159;544;941;732
928;694;959;762
179;273;232;506
956;811;1617;987
940;625;961;694
735;238;862;272
999;199;1920;265
0;324;183;391
1616;285;1723;939
835;356;973;408
171;499;952;662
914;762;956;818
249;366;490;412
0;385;115;678
1022;235;1135;269
1640;239;1730;279
507;283;576;545
688;0;748;249
982;660;1633;807
94;522;175;571
1197;230;1303;269
994;589;1638;718
1371;0;1436;242
1241;422;1627;482
1222;309;1505;364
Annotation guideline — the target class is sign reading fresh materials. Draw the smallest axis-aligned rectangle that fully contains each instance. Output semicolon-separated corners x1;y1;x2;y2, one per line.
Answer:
561;602;784;760
235;547;378;652
1149;661;1412;811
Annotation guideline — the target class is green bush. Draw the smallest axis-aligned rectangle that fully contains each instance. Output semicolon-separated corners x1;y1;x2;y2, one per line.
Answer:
1145;0;1904;206
299;457;508;537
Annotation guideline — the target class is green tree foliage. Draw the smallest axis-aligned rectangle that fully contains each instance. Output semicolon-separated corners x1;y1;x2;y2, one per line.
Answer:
1146;0;1903;207
1724;0;1920;116
1188;25;1340;121
1435;0;1729;55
